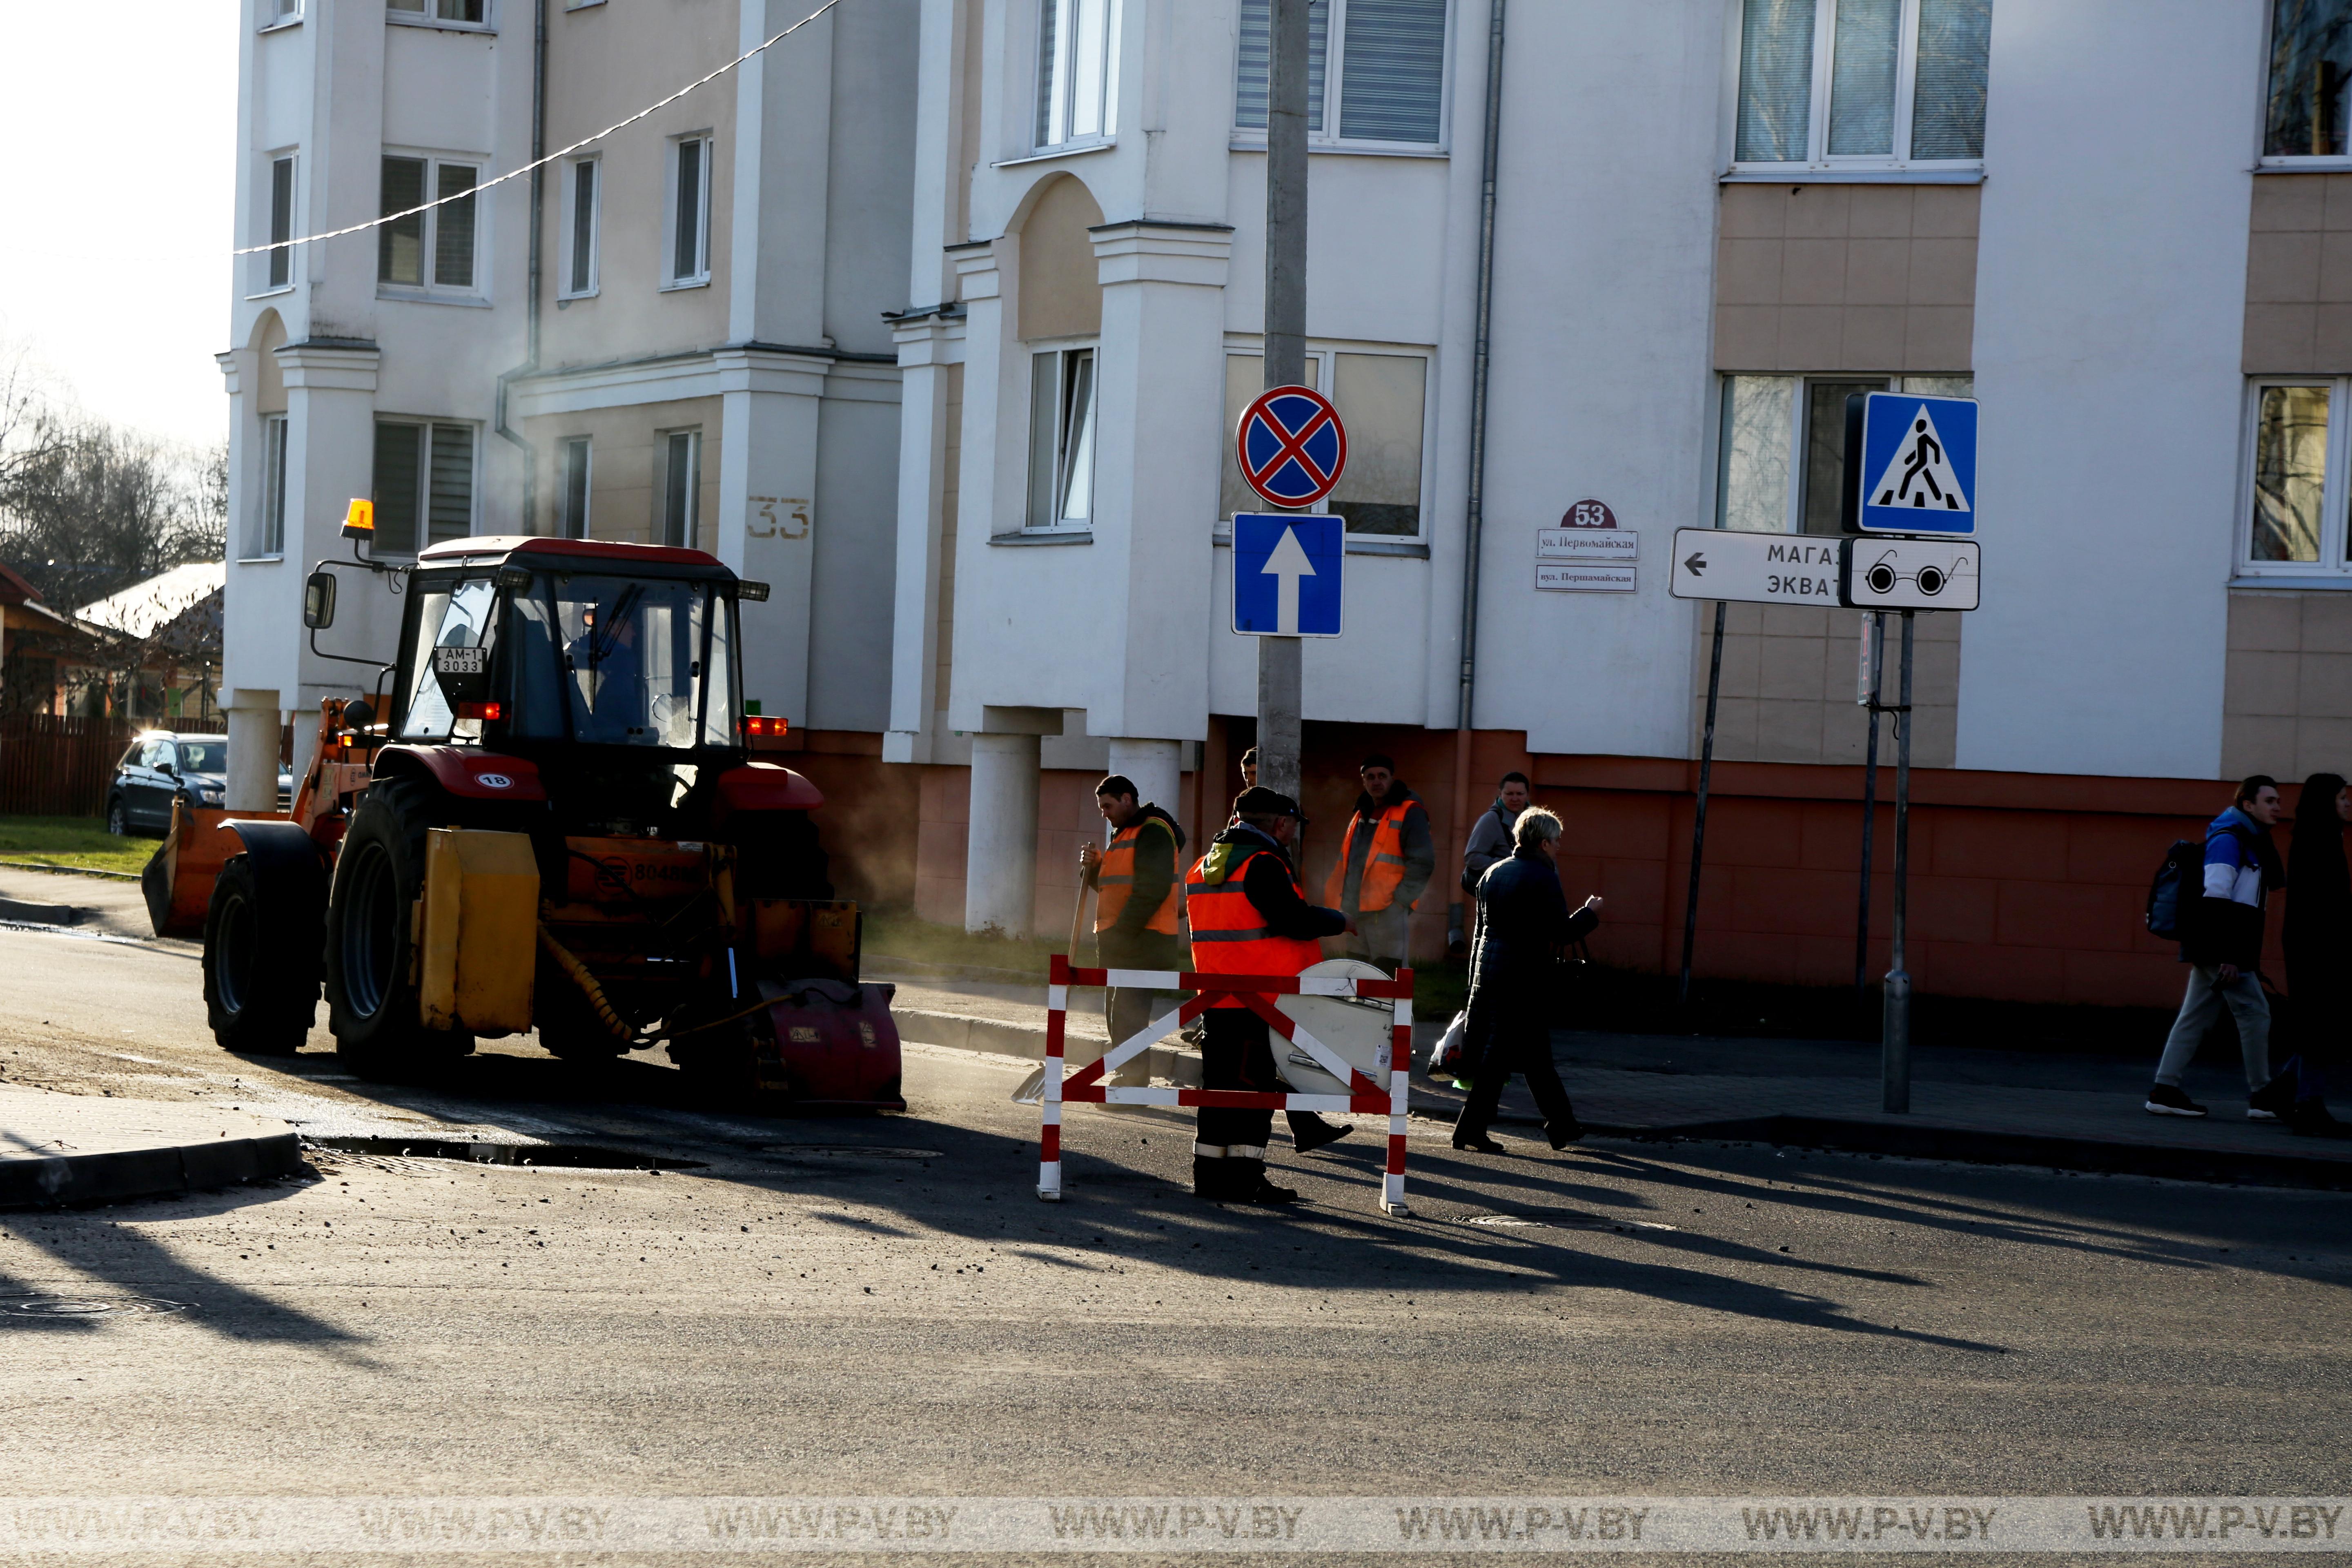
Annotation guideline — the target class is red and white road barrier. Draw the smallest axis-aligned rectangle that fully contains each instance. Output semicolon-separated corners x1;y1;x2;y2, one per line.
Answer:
1036;957;1414;1216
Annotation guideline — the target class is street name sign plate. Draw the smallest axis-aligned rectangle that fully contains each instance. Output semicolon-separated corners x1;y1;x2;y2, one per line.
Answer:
1235;385;1348;509
1852;391;1976;535
1840;535;1982;610
1232;513;1343;637
1537;528;1637;561
1667;528;1840;607
1536;562;1636;592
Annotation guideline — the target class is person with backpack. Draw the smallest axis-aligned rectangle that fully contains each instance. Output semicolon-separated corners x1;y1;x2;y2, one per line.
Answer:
2274;772;2348;1135
2146;776;2285;1119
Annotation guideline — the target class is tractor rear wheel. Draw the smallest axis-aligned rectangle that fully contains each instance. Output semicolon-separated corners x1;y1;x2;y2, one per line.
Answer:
324;776;472;1079
202;853;316;1056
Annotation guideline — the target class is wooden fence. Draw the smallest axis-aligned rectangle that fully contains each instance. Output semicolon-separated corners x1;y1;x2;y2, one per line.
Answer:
0;714;132;818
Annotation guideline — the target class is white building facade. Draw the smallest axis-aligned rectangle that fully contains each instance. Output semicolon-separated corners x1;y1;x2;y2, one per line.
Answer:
225;0;2349;1009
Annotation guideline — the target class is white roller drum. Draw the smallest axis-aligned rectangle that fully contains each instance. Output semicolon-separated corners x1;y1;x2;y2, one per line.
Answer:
1272;958;1395;1096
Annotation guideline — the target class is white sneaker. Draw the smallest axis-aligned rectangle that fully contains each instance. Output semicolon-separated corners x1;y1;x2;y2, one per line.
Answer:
2248;1107;2281;1122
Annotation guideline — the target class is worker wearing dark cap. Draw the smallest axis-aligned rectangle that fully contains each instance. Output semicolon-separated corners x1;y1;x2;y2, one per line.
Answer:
1184;786;1355;1203
1325;753;1434;973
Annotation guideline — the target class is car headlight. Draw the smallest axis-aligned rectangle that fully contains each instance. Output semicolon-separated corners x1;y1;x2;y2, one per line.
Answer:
198;786;224;804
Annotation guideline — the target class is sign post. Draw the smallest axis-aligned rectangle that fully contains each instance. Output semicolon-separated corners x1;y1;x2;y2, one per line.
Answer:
1840;391;1980;1114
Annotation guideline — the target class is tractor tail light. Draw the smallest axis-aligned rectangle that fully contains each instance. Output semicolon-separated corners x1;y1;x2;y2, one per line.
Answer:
456;701;503;722
742;715;788;739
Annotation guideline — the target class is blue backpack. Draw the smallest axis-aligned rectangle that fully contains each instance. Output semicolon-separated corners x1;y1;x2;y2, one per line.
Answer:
2145;840;2204;941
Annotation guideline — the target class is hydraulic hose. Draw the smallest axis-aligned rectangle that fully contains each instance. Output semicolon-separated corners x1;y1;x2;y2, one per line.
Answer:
537;925;636;1041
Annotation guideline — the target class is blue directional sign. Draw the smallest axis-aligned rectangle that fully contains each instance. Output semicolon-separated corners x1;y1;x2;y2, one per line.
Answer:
1857;392;1976;535
1232;513;1343;638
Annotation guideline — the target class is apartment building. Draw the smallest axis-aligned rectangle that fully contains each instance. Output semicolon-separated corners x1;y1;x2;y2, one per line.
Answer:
223;0;2348;1009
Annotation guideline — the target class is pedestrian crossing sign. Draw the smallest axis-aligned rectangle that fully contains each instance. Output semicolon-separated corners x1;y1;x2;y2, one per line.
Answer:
1854;392;1977;536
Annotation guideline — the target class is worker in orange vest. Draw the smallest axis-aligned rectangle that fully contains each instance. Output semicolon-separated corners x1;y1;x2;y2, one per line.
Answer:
1077;774;1187;1080
1324;753;1435;973
1186;786;1354;1203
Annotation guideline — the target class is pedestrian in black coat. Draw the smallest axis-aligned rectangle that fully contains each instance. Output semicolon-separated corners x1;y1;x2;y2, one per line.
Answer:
1451;806;1601;1153
2281;771;2350;1135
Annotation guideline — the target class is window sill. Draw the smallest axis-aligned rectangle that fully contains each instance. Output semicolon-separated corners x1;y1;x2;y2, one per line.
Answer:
377;287;492;308
990;530;1093;547
234;555;287;566
257;16;302;33
660;277;711;293
1722;165;1984;184
1229;138;1448;160
1211;529;1428;557
2230;574;2352;591
2258;159;2352;173
244;285;297;301
556;289;597;307
994;140;1116;168
385;14;496;32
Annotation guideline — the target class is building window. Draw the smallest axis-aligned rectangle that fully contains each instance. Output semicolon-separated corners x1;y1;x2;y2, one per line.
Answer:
1027;347;1097;532
1732;0;1991;172
263;154;296;291
561;158;599;298
379;155;481;295
1221;346;1430;536
560;437;592;539
2241;380;2349;573
661;430;701;548
2266;0;2352;159
1036;0;1118;149
1717;373;1973;534
258;414;290;557
666;136;712;288
262;0;301;25
372;420;477;556
1234;0;1450;149
385;0;488;25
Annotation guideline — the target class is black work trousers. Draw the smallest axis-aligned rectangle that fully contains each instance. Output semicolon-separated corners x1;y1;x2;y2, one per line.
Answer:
1197;1008;1342;1154
1453;999;1577;1138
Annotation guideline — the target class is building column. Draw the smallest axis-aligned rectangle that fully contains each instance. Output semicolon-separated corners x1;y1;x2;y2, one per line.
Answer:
884;313;964;764
964;705;1064;935
225;688;283;811
1108;738;1183;829
713;348;828;727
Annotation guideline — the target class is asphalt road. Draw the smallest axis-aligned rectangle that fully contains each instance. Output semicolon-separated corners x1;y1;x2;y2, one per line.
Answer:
0;881;2347;1562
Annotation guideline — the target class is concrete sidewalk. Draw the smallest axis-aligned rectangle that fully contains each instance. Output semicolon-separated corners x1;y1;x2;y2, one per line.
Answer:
873;964;2352;1190
0;1086;304;1208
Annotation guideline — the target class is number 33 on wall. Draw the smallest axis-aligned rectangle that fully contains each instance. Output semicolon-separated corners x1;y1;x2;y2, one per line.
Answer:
747;497;810;539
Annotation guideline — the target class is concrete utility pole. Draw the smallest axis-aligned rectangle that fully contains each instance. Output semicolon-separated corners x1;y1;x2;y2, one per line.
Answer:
1255;0;1309;801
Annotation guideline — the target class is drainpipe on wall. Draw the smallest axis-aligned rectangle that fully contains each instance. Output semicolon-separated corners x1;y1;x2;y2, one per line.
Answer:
494;0;547;530
1448;0;1507;953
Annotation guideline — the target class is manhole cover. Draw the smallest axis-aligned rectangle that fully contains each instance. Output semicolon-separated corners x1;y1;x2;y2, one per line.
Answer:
752;1145;944;1161
0;1295;188;1317
302;1137;705;1170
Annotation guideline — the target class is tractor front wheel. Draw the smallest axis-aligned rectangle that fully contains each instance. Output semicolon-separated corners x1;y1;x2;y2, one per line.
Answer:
324;777;472;1079
201;853;316;1056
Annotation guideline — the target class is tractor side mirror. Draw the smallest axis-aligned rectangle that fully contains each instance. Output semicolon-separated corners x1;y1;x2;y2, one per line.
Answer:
431;644;492;706
303;570;337;629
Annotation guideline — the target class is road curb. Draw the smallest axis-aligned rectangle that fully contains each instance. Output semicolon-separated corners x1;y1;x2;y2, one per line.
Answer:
0;1087;307;1211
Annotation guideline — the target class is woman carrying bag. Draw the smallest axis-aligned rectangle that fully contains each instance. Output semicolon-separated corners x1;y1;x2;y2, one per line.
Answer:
2277;772;2350;1136
1450;806;1601;1154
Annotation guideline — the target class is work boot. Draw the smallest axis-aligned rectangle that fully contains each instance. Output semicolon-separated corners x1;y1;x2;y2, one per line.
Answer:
2249;1068;2298;1123
1451;1127;1506;1154
1290;1114;1353;1155
1232;1159;1298;1205
1192;1155;1236;1201
2288;1099;2345;1138
1546;1112;1585;1149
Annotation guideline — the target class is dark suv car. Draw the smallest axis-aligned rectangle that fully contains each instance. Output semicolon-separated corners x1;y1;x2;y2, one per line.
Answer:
104;732;290;836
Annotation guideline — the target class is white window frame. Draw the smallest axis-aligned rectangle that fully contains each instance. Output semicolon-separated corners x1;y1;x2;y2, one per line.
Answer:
662;135;714;290
1218;339;1437;541
1726;0;1987;178
1715;372;1973;535
253;151;298;296
385;0;493;32
2238;377;2352;581
377;152;487;301
659;429;702;548
259;0;302;30
2257;2;2352;169
1032;0;1121;154
559;436;593;539
559;156;599;299
255;413;290;559
1025;341;1099;534
1230;0;1456;156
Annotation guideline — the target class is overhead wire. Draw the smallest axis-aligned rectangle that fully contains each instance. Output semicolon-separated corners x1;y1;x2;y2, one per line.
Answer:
231;0;847;256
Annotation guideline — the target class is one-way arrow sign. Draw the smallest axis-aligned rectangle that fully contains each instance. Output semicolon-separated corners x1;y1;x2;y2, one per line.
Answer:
1667;528;1840;607
1232;512;1344;637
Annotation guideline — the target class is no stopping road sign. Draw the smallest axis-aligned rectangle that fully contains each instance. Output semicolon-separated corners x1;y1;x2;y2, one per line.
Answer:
1236;385;1347;509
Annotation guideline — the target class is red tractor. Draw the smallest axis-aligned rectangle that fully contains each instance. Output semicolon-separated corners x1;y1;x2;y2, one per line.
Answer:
145;532;902;1110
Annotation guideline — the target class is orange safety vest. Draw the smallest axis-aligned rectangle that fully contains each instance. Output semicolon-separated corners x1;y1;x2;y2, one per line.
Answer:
1187;847;1325;1008
1325;799;1418;914
1094;817;1180;936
